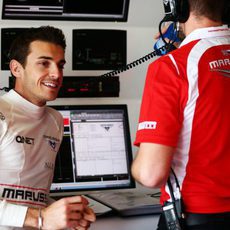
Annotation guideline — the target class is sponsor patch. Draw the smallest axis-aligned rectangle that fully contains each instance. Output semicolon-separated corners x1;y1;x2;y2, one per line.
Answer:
43;135;60;152
138;121;157;130
0;112;5;121
0;184;48;207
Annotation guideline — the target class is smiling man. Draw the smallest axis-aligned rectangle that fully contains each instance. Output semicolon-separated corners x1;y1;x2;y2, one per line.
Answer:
0;26;95;230
10;30;66;106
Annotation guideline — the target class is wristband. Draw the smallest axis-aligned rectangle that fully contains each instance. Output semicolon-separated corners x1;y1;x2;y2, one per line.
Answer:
38;208;43;230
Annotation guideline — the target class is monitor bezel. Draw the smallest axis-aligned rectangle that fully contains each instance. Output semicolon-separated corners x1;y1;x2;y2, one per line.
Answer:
49;104;135;194
2;0;130;22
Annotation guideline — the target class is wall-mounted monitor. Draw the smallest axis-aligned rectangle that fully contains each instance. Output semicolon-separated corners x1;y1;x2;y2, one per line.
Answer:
1;28;30;70
50;104;135;195
2;0;130;22
72;29;127;70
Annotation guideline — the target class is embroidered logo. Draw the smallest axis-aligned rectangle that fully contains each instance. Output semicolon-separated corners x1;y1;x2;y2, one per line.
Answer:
209;58;230;69
0;112;5;121
16;135;35;145
43;135;60;152
0;184;47;206
49;140;57;150
138;121;157;131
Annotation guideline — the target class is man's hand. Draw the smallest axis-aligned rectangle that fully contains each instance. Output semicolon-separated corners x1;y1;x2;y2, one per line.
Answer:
24;195;96;230
43;196;96;230
154;23;182;48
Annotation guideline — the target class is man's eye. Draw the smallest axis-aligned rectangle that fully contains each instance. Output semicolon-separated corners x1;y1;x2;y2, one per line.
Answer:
58;62;66;70
39;61;49;67
59;64;65;70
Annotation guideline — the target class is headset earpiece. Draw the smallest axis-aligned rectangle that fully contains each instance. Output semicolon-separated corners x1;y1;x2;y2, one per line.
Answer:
176;0;190;23
162;0;189;23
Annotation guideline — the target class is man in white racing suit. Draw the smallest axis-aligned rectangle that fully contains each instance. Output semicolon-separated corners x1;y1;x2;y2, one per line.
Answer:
0;26;95;230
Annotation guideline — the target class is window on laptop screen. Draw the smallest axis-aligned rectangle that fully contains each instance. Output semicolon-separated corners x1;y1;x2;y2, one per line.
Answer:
50;104;135;195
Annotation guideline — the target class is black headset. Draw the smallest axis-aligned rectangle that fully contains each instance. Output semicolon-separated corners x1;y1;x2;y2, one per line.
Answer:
162;0;189;23
163;0;230;24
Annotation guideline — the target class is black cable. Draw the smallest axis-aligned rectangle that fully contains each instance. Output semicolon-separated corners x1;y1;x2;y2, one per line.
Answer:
100;44;168;78
0;87;10;92
167;168;185;221
1;29;176;91
159;19;168;45
1;43;169;92
171;168;180;189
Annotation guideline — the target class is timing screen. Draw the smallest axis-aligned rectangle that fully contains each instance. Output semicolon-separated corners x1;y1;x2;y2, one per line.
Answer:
51;109;131;191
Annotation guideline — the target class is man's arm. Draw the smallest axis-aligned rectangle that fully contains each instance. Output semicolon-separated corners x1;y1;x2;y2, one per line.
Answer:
131;143;174;188
0;196;95;229
24;195;96;230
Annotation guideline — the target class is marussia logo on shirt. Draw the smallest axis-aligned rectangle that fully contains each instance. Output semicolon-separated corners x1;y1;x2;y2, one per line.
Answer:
0;112;5;121
209;58;230;70
49;140;57;150
43;135;60;152
0;184;47;205
209;57;230;78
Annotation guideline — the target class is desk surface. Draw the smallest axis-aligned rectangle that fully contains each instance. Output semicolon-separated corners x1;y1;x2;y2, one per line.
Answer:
90;214;160;230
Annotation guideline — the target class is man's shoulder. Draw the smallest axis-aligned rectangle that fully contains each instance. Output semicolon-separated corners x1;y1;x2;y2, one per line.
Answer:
0;96;13;116
0;97;12;136
45;106;63;123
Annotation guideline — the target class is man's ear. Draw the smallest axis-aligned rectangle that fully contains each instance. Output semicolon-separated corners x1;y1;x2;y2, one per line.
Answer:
9;59;23;78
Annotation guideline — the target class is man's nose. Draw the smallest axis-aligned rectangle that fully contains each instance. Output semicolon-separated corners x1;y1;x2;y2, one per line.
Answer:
50;64;62;79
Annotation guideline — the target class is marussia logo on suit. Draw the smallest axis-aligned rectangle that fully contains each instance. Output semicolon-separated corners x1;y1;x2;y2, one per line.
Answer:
43;135;60;152
49;140;57;151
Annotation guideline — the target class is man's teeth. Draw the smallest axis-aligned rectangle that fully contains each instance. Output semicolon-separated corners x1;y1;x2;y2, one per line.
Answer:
44;82;57;88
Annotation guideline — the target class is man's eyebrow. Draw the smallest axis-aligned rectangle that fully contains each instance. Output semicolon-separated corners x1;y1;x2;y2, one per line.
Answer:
38;56;52;60
37;56;66;64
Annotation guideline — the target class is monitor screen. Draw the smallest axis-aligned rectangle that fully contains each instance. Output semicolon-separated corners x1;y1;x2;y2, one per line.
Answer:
72;29;127;70
1;28;30;70
50;104;135;195
2;0;130;22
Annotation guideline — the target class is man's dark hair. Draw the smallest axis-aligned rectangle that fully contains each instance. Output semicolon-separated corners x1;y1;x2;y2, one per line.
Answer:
8;26;66;67
189;0;226;22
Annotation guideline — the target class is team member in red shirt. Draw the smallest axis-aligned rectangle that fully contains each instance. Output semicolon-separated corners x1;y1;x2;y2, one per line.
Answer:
132;0;230;229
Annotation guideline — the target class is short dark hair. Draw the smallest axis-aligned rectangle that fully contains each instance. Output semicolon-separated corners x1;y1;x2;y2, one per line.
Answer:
189;0;226;22
8;26;66;67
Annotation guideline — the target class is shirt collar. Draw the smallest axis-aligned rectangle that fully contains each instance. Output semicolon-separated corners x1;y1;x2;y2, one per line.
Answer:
6;90;46;119
180;25;230;47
